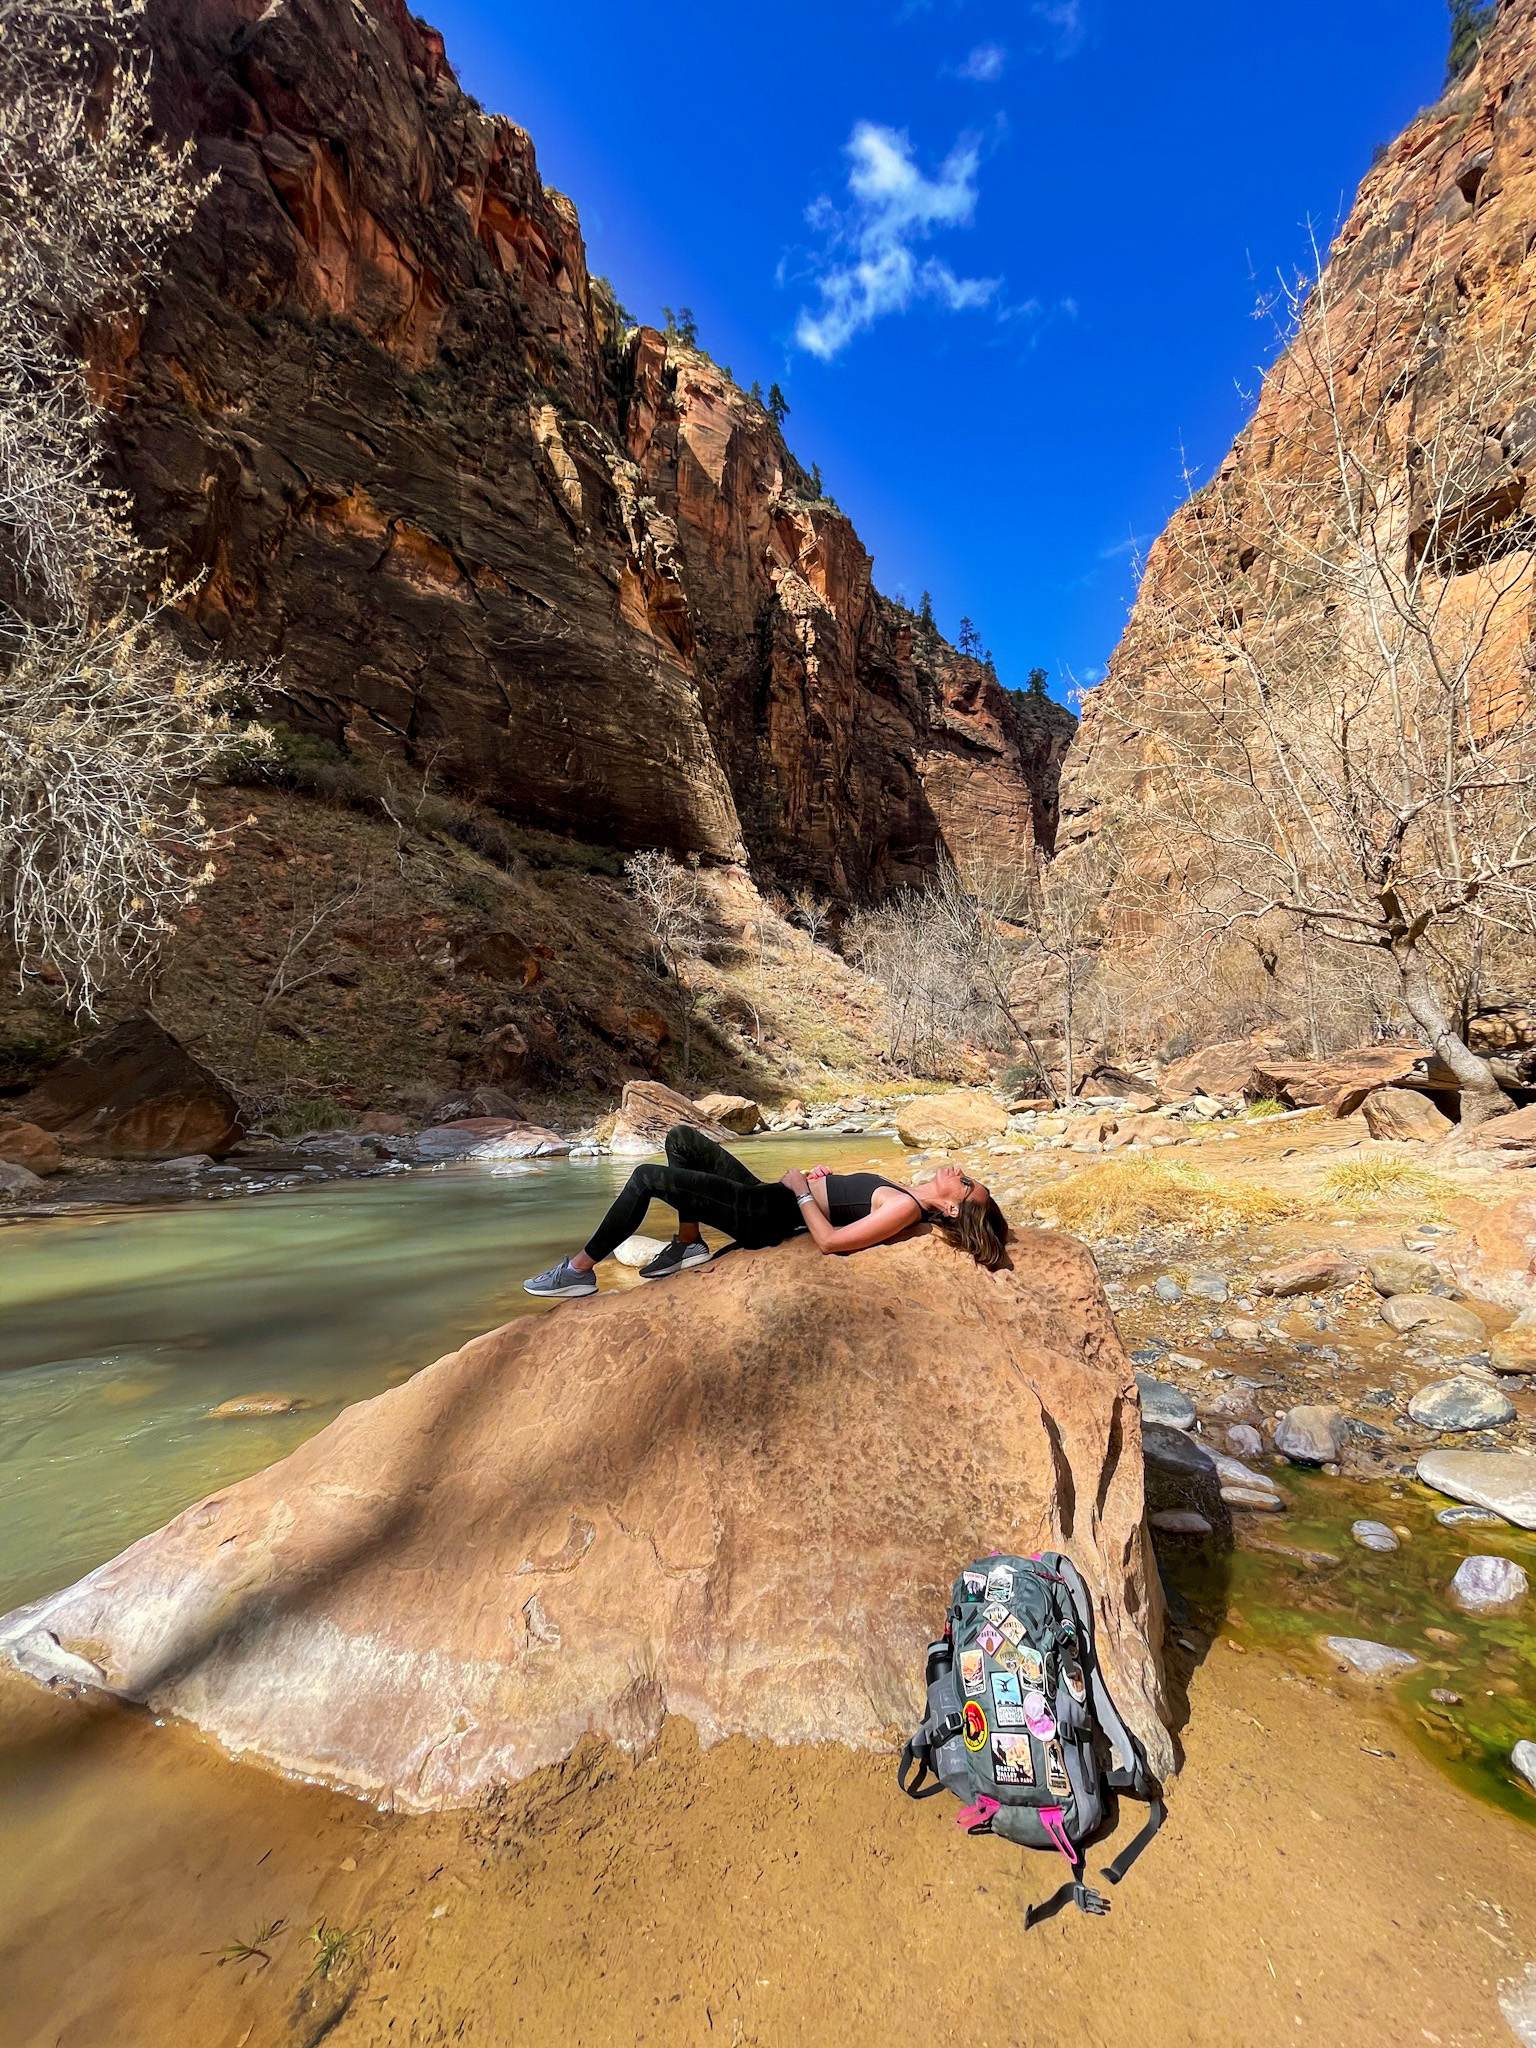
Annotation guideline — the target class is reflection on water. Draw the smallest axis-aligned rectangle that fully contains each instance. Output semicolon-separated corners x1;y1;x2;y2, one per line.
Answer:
0;1136;900;1614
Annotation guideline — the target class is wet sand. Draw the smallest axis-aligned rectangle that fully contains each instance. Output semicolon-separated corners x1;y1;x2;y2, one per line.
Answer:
4;1636;1535;2048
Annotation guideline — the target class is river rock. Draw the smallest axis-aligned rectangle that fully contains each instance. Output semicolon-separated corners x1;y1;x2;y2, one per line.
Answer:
609;1082;736;1157
691;1093;765;1135
1351;1520;1400;1553
1273;1404;1346;1465
1437;1505;1502;1526
1226;1424;1265;1458
611;1234;669;1269
1186;1269;1229;1303
414;1119;566;1161
1320;1636;1419;1678
1407;1377;1515;1431
1380;1295;1488;1342
14;1013;241;1159
1135;1373;1196;1430
207;1392;311;1418
1514;1741;1536;1794
0;1230;1174;1808
1491;1316;1536;1374
0;1116;63;1176
1150;1510;1212;1536
1222;1485;1285;1512
1256;1252;1361;1297
1418;1450;1536;1528
1360;1088;1453;1143
1440;1192;1536;1315
893;1091;1009;1149
1153;1275;1183;1303
0;1160;45;1199
1448;1554;1529;1614
1367;1251;1440;1297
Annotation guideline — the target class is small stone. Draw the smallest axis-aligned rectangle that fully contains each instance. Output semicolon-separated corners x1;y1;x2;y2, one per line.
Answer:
1186;1269;1229;1303
1273;1403;1347;1465
1226;1424;1264;1458
1419;1449;1536;1529
1150;1509;1213;1536
1224;1317;1264;1344
1367;1251;1440;1297
1513;1740;1536;1794
1256;1252;1361;1297
207;1392;310;1418
1406;1377;1516;1431
1429;1688;1461;1705
1351;1519;1399;1553
1380;1295;1488;1342
1436;1505;1502;1527
1448;1554;1529;1615
1135;1374;1197;1431
1423;1626;1460;1647
0;1159;45;1199
1153;1275;1183;1303
611;1234;670;1269
163;1153;216;1173
1222;1485;1285;1512
1320;1636;1418;1678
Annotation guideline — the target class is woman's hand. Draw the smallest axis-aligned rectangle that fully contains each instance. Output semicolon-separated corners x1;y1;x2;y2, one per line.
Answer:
806;1165;830;1183
780;1167;810;1197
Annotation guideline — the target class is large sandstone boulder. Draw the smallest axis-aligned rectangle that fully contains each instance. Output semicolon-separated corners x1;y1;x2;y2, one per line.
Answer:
894;1091;1010;1149
1160;1031;1288;1101
1441;1193;1536;1313
0;1232;1172;1809
609;1081;734;1156
691;1092;765;1135
1361;1087;1453;1143
14;1014;240;1159
0;1116;62;1176
1247;1044;1426;1112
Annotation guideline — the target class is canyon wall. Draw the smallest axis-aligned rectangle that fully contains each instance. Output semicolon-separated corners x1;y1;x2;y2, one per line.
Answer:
115;0;1071;897
1060;0;1536;881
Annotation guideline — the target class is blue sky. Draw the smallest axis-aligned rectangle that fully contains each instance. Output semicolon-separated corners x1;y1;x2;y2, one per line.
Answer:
426;0;1449;703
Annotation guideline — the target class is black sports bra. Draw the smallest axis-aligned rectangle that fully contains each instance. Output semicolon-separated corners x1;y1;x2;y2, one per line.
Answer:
820;1172;924;1229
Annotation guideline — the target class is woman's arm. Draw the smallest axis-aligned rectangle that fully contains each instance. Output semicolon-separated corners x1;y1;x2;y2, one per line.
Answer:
781;1170;922;1256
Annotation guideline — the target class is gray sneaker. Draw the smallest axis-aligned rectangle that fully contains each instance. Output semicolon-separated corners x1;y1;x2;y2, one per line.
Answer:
523;1257;597;1299
639;1238;713;1280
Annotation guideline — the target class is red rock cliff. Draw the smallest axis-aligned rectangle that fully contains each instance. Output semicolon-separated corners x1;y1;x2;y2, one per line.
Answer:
116;0;1072;894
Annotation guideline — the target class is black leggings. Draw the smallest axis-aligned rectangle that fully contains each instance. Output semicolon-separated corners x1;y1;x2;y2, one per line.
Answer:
583;1125;802;1262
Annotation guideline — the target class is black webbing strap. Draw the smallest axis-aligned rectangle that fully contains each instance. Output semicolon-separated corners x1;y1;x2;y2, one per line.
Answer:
1100;1795;1165;1885
896;1711;962;1800
1024;1840;1111;1926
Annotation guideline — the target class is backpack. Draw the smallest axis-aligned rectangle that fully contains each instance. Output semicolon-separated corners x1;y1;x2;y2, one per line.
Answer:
897;1550;1165;1923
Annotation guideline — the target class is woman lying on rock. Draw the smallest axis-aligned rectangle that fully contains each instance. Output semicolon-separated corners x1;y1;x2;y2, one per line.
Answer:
524;1123;1008;1297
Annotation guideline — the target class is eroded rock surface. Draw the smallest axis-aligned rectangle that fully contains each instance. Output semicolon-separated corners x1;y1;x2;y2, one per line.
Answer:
15;1014;240;1160
0;1232;1172;1808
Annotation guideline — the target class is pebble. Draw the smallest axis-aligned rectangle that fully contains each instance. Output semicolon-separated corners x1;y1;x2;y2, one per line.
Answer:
1222;1485;1285;1512
1257;1252;1360;1297
1407;1377;1515;1432
1367;1251;1439;1298
1226;1424;1264;1458
1223;1317;1264;1344
1429;1688;1461;1705
1424;1626;1460;1647
1448;1554;1529;1615
1320;1636;1418;1678
1135;1373;1197;1431
1350;1519;1400;1553
1418;1449;1536;1529
207;1392;310;1418
1186;1269;1229;1303
1514;1741;1536;1795
1273;1403;1347;1466
1150;1509;1213;1536
1436;1505;1502;1526
1153;1275;1183;1303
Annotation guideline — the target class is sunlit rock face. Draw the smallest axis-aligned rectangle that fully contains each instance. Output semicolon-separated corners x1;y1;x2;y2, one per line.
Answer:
110;0;1072;891
1060;1;1536;880
0;1231;1172;1809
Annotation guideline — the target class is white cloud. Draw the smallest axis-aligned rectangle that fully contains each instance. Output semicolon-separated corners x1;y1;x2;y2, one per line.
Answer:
957;42;1007;82
793;123;999;361
1031;0;1084;56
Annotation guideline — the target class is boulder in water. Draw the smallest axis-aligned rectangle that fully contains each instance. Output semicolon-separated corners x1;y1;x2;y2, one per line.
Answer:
609;1081;734;1157
0;1231;1174;1809
1418;1450;1536;1529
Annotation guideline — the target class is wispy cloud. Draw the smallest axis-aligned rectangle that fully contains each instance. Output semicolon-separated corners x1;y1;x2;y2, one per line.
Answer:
1031;0;1085;57
956;42;1007;81
793;122;999;361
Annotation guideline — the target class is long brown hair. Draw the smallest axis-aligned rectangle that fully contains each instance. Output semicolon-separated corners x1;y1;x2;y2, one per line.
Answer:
935;1192;1010;1270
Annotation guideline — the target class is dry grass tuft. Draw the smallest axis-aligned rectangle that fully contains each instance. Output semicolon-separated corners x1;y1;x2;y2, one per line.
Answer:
1034;1156;1291;1236
1322;1155;1457;1213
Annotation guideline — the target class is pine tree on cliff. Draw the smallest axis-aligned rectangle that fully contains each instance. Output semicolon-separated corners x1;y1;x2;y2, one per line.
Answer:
810;462;824;499
767;382;791;426
919;590;936;633
750;380;764;404
662;305;698;347
1446;0;1496;82
1026;666;1049;700
957;617;984;661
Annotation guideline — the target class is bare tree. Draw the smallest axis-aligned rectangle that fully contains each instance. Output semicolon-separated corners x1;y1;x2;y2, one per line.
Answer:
1105;238;1536;1122
790;886;832;946
624;848;709;1075
0;0;252;1014
242;879;365;1063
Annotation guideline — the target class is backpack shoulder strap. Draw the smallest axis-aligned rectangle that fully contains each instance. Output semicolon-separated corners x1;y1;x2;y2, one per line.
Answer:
1041;1552;1160;1798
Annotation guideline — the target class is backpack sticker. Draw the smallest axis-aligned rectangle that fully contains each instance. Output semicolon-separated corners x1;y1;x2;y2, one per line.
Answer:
983;1601;1010;1627
1018;1645;1045;1686
962;1701;988;1751
962;1571;987;1598
985;1565;1015;1598
990;1670;1026;1727
976;1623;1005;1656
993;1641;1022;1675
1064;1660;1087;1705
1045;1740;1071;1795
1000;1613;1026;1647
958;1648;986;1697
991;1733;1034;1786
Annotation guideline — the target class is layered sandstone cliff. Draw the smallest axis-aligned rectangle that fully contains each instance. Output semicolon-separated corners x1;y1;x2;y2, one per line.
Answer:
114;0;1071;896
1060;0;1536;877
